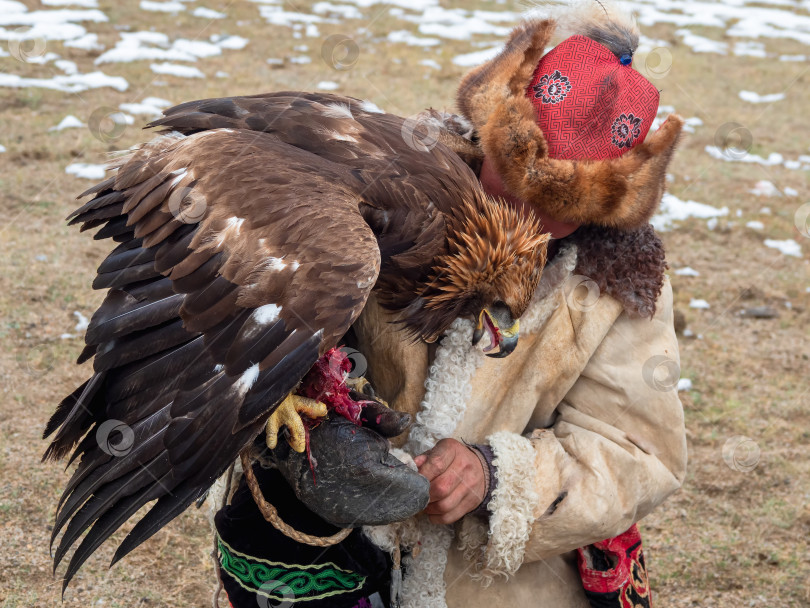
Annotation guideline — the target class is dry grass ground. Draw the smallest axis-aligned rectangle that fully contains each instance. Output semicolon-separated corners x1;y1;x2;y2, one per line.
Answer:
1;1;809;606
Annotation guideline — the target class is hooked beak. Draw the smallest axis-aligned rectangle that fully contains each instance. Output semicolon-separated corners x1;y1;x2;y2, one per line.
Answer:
472;306;519;358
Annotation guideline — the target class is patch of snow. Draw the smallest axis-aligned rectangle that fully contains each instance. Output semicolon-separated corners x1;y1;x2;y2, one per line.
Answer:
764;238;802;257
452;45;503;67
193;6;226;19
734;41;767;57
50;114;85;131
0;71;128;92
471;9;520;22
150;62;204;78
0;0;26;13
0;8;108;42
779;54;806;61
288;55;311;64
705;145;785;167
113;112;134;125
739;90;785;104
652;193;729;232
66;162;107;179
97;32;245;65
24;52;61;65
689;299;710;310
140;0;185;13
312;2;362;19
171;38;222;58
387;30;440;46
676;29;727;54
43;0;98;6
73;311;89;331
420;58;441;69
55;59;78;74
677;378;693;391
746;220;765;230
749;180;780;196
65;32;103;50
682;116;704;133
675;267;700;277
404;6;511;41
96;32;192;64
0;22;86;43
255;7;326;27
627;0;810;48
0;144;6;153
637;34;669;54
328;0;437;9
214;34;248;50
317;80;339;90
784;186;798;197
119;97;171;117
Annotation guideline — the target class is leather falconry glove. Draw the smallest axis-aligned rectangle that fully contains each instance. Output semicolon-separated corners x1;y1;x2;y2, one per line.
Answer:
261;378;429;528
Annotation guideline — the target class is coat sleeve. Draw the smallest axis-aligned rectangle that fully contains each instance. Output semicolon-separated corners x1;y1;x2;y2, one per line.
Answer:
478;279;687;572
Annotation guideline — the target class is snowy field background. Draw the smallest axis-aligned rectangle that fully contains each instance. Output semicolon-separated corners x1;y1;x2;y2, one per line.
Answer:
1;0;809;606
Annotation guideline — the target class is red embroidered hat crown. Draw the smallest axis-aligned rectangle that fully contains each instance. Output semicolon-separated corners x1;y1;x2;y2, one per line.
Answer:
526;35;659;161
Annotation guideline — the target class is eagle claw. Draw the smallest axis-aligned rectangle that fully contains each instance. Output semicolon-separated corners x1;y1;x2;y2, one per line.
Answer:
266;394;328;453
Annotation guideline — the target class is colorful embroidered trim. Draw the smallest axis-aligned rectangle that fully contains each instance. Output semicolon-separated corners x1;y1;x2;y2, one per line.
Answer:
577;524;652;608
217;536;366;603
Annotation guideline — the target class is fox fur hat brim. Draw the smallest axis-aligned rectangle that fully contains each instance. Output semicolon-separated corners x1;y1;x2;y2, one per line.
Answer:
456;17;684;231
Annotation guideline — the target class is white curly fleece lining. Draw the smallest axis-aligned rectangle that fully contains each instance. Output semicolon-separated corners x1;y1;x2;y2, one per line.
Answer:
365;245;578;607
405;317;487;456
476;430;541;583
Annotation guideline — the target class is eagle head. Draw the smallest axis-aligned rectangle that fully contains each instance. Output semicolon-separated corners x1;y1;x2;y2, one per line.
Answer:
414;193;550;357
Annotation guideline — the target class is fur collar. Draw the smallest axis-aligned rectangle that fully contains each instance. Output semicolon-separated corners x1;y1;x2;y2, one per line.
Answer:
567;224;666;319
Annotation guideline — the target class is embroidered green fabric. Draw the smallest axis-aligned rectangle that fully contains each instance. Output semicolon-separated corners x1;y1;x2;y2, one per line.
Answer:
217;536;366;603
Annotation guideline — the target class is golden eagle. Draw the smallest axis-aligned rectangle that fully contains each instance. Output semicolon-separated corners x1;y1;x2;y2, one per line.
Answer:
43;92;549;589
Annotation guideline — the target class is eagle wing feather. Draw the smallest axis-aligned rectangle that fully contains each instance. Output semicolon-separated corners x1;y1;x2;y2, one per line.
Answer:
45;128;381;590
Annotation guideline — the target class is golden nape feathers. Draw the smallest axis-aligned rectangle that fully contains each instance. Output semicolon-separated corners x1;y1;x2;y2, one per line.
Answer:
417;192;549;336
527;0;640;58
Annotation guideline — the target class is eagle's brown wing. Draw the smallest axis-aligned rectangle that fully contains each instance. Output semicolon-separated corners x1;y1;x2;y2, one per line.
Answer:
148;91;479;316
44;129;380;589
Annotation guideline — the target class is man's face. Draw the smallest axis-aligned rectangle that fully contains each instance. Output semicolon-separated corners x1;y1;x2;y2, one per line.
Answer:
479;156;580;239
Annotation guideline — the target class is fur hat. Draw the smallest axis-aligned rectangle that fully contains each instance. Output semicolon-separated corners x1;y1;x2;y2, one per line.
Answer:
456;5;684;231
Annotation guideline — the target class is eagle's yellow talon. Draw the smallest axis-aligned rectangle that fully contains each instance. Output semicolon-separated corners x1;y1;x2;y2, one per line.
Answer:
266;394;328;453
346;376;389;408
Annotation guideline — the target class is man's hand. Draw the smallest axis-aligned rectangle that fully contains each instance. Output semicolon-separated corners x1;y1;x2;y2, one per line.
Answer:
414;438;487;525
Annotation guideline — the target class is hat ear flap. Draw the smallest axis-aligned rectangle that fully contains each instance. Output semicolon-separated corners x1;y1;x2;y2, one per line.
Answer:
456;18;555;129
480;90;685;230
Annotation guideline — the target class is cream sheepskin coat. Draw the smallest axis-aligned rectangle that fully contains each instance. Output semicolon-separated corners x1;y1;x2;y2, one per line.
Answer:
353;244;688;608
